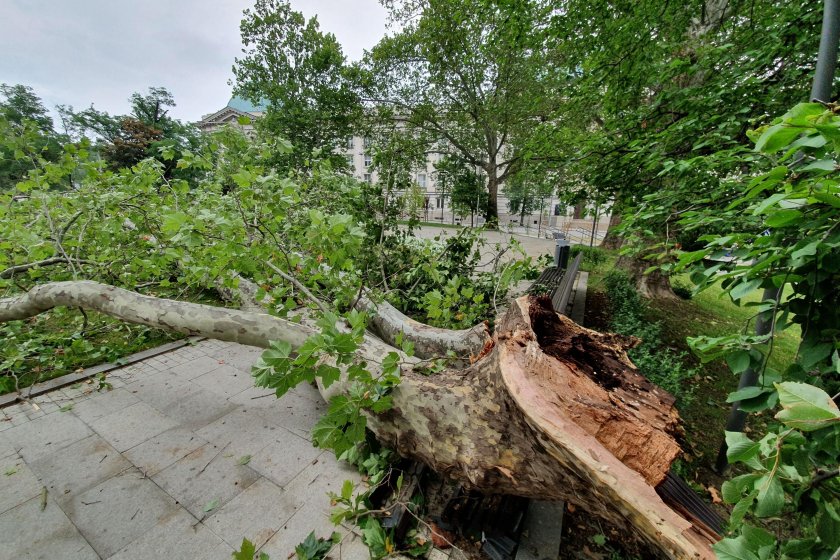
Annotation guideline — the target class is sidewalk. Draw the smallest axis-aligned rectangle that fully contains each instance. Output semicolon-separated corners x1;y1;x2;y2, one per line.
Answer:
0;340;368;560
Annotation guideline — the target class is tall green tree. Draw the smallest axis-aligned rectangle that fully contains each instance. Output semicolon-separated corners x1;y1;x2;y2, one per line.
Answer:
554;0;825;294
62;87;201;175
0;84;64;189
233;0;362;169
365;0;571;225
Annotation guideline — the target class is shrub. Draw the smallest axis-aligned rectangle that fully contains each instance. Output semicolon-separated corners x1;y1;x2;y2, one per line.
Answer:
570;245;607;270
671;279;693;300
603;270;697;405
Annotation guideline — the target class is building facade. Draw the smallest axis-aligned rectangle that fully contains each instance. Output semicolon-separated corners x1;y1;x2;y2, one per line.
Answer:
197;97;596;233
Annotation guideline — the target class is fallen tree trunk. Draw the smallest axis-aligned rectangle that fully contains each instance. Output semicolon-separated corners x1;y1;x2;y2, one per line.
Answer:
0;281;714;558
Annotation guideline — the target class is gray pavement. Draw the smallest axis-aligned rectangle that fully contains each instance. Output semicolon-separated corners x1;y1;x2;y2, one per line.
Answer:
0;340;369;560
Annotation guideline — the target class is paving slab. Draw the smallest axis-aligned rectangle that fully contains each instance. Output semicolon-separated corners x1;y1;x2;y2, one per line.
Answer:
126;375;194;411
515;501;565;560
249;434;322;488
196;407;286;458
192;364;254;398
0;458;42;515
3;410;93;462
0;339;367;560
151;442;261;519
0;496;100;560
64;468;180;558
204;476;302;549
205;344;264;374
28;434;132;504
70;388;141;424
152;386;238;429
258;499;351;560
110;507;225;560
123;427;208;477
167;355;228;380
254;388;327;441
89;401;178;452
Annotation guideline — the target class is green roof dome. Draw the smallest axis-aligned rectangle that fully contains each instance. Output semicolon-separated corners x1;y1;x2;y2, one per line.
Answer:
227;96;269;113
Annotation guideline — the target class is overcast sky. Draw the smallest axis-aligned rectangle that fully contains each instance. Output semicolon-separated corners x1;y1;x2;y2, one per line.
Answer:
0;0;388;123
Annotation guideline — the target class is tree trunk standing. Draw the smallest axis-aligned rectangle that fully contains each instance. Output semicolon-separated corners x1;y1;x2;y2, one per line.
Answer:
573;201;585;219
617;252;679;300
485;166;499;227
601;211;624;250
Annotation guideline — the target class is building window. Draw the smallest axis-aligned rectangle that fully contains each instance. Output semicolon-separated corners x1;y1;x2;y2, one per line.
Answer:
363;173;372;184
345;155;353;168
345;136;354;149
363;137;373;148
417;174;427;189
364;154;372;167
436;196;443;209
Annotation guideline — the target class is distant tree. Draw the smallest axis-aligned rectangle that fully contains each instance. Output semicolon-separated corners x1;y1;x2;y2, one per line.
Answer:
0;84;64;189
0;84;54;131
99;118;163;171
504;169;555;226
62;87;201;176
233;0;361;168
448;158;486;227
364;0;570;225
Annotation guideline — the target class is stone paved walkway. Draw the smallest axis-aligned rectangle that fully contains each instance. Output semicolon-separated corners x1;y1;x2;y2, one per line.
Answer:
0;340;368;560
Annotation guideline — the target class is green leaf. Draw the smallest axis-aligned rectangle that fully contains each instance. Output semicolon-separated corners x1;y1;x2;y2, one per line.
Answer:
754;123;802;153
753;474;784;517
725;431;760;464
726;386;765;403
712;536;760;560
730;492;756;526
340;479;353;501
774;382;840;431
203;498;220;513
764;208;802;228
726;350;752;374
237;455;251;465
802;159;836;171
232;538;257;560
730;279;762;301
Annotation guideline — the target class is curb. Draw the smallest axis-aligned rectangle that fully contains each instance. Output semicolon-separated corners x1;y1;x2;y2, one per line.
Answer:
0;336;205;409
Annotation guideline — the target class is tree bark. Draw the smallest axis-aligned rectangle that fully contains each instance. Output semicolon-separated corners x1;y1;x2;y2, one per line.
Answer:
601;211;623;250
617;254;679;300
485;166;499;226
0;282;714;558
356;296;490;361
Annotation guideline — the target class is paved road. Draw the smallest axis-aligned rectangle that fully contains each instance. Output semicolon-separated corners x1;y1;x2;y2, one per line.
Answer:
411;226;557;270
0;340;369;560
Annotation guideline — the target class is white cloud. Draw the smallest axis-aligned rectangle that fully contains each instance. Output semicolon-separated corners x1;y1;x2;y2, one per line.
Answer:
0;0;387;123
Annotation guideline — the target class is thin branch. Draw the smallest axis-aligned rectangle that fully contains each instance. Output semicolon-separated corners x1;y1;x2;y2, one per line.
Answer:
265;260;330;314
0;257;96;279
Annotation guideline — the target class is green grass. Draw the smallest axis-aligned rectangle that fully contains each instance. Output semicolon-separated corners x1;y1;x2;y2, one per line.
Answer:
673;273;799;372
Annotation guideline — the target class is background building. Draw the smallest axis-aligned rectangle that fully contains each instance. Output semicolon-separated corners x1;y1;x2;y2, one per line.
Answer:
197;97;606;239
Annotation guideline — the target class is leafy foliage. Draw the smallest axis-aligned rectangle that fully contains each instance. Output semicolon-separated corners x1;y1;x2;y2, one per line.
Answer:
603;270;698;405
665;104;840;559
233;0;361;169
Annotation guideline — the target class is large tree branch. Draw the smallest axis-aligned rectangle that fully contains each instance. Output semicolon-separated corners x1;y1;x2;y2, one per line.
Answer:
0;281;313;349
357;296;490;360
